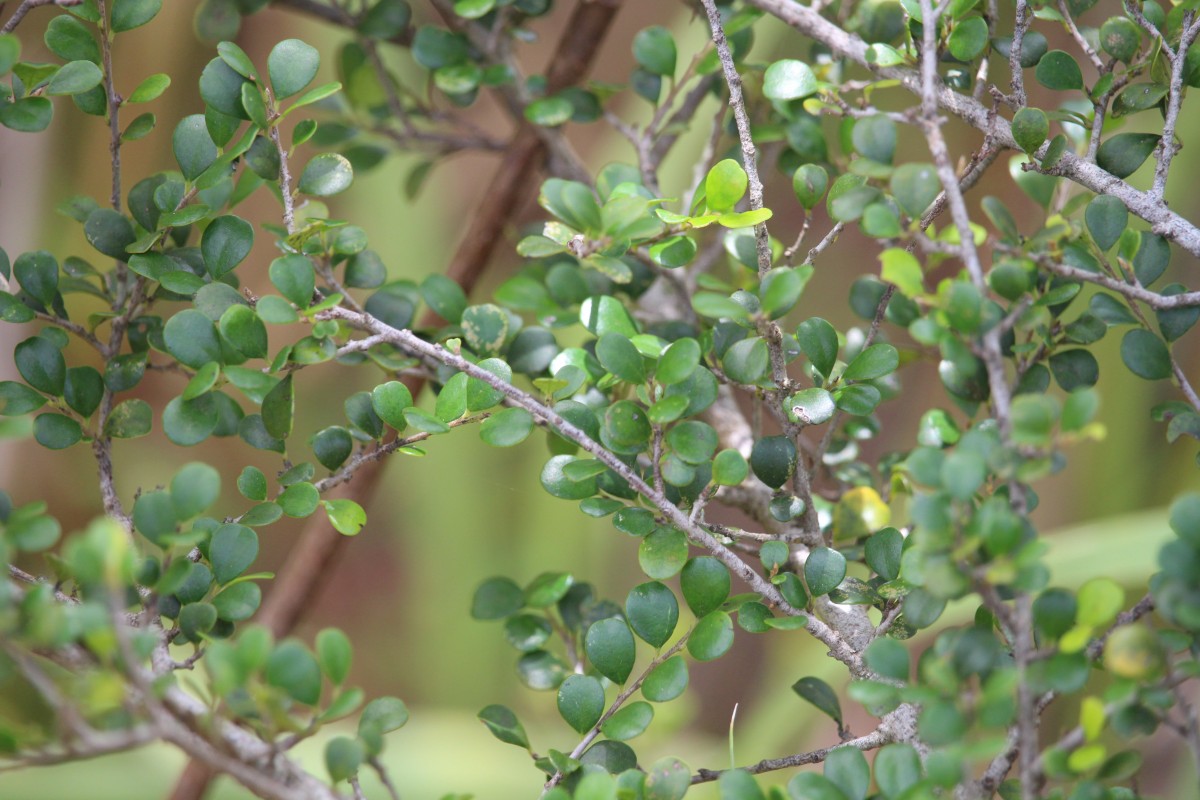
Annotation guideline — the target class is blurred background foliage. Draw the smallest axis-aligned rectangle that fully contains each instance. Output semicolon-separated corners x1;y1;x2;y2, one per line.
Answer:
0;1;1198;797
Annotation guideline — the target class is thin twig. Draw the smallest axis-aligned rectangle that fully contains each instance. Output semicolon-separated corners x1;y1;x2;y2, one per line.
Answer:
0;0;80;34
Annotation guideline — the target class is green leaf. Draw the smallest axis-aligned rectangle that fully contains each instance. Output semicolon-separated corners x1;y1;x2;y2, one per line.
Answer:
879;248;923;298
358;0;411;38
706;159;749;213
0;97;52;132
46;60;103;96
825;747;870;800
865;637;909;681
219;305;268;359
311;426;353;470
787;773;849;800
633;26;676;77
865;527;903;581
84;208;135;259
524;96;573;127
642;657;688;703
268;38;319;99
796;318;838;378
557;674;605;733
750;435;796;489
15;336;65;395
360;695;410;740
112;0;162;31
34;413;81;449
44;16;97;64
1035;50;1083;90
585;618;636;683
323;498;367;535
601;701;653;741
316;628;352;685
763;59;817;101
666;420;718;464
164;394;219;446
1085;195;1127;252
237;466;267;501
1096;133;1160;178
262;373;294;439
792;677;842;728
792;164;828;210
1100;16;1141;62
420;274;467;323
278;481;319;518
298;153;353;196
947;16;988;60
1077;577;1124;627
804;547;846;596
479;407;534;447
851;115;896;164
173;115;218;181
760;267;808;319
265;639;322;705
1121;329;1171;380
711;449;748;487
472;577;524;620
787;387;836;426
687;610;734;661
625;581;678;648
719;770;765;800
209;523;258;584
269;255;315;307
199;56;250;118
462;303;511;354
0;381;46;416
171;462;220;518
133;490;177;544
597;333;647;384
324;736;363;784
477;704;529;749
656;338;701;386
842;343;898;381
873;744;921;797
645;757;691;800
681;557;730;617
1011;107;1049;154
723;337;770;385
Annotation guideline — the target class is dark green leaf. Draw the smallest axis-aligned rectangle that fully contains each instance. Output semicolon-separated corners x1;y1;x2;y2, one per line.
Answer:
792;676;842;727
1011;107;1049;154
15;336;65;395
585;618;636;683
1097;133;1160;179
557;674;605;733
471;576;524;619
0;97;52;133
209;523;258;584
34;413;81;449
112;0;162;32
44;16;98;63
824;747;870;800
632;26;676;77
842;343;898;381
1120;329;1171;380
265;640;321;705
46;60;103;96
805;547;846;596
262;373;294;439
1084;195;1127;251
173;115;218;181
477;704;529;749
680;557;730;618
625;581;678;648
1035;50;1083;90
202;214;253;277
687;610;734;661
750;435;796;489
865;637;909;681
268;38;319;99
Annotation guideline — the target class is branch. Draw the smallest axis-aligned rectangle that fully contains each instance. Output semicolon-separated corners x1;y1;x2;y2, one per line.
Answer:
1023;252;1200;310
699;0;771;277
744;0;1200;260
322;306;866;674
0;0;80;33
692;724;891;782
